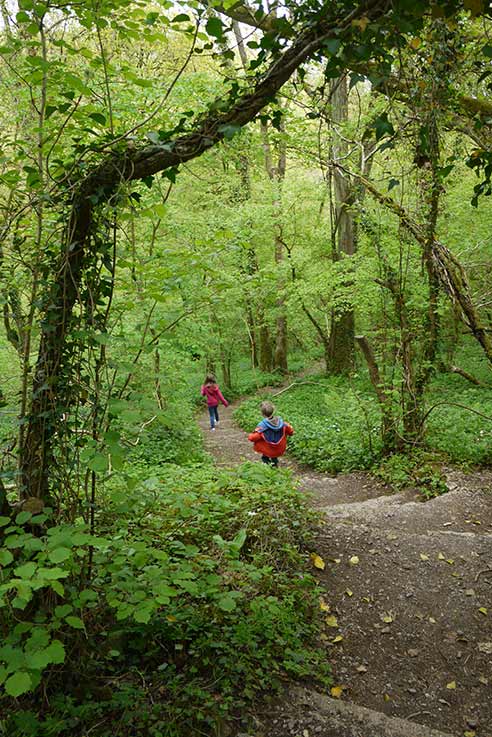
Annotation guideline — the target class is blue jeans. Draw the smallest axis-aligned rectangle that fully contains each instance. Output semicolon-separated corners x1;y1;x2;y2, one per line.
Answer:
208;405;219;428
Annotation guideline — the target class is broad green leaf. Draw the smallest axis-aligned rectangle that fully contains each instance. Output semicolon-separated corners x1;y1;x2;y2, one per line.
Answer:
217;594;237;612
45;640;65;664
206;17;224;40
48;548;70;564
0;550;13;566
65;616;85;629
14;562;36;579
5;671;32;697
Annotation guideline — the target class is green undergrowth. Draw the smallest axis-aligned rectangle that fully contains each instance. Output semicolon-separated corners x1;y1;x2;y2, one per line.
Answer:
375;451;449;500
425;374;492;466
234;365;492;476
1;463;331;737
234;375;382;473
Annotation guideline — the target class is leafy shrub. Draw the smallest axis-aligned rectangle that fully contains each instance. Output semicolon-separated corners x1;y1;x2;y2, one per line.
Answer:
375;451;448;500
1;463;330;736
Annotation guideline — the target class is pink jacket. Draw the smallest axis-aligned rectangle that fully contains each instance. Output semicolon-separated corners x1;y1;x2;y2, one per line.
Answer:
201;383;228;408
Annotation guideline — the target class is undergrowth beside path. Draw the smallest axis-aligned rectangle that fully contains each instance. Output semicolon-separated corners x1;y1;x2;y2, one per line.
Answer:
1;463;330;737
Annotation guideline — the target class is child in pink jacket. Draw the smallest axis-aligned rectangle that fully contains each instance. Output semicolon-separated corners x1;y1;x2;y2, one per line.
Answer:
201;374;228;431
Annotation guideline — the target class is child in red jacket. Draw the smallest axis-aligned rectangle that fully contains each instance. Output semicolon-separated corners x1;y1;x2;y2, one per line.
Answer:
248;400;294;467
201;374;228;431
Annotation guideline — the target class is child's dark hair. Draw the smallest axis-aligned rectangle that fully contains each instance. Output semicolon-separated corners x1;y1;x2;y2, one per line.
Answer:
261;401;274;418
205;374;216;385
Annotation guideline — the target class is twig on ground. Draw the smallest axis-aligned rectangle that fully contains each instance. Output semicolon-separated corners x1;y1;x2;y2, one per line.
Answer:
272;380;325;397
475;567;492;582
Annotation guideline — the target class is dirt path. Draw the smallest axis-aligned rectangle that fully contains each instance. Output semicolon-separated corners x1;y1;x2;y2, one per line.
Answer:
198;402;492;737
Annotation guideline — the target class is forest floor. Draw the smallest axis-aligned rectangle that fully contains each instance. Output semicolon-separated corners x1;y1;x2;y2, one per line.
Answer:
198;397;492;737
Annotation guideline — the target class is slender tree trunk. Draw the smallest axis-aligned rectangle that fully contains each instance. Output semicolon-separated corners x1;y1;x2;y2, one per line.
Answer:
327;74;355;374
261;119;288;373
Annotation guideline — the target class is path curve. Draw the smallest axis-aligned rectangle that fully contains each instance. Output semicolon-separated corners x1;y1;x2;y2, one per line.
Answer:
198;399;492;737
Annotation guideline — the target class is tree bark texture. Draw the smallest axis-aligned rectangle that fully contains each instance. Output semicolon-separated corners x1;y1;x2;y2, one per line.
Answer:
327;74;356;374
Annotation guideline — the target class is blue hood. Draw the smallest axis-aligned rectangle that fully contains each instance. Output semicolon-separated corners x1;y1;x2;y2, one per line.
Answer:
258;417;284;431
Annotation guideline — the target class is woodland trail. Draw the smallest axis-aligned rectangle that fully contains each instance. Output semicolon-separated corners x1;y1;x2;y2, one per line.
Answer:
198;398;492;737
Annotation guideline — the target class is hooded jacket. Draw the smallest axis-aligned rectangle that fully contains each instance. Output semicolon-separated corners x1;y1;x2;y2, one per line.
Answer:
248;416;294;458
201;383;228;408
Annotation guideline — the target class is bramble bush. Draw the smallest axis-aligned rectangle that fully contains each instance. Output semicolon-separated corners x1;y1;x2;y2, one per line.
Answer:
1;463;330;737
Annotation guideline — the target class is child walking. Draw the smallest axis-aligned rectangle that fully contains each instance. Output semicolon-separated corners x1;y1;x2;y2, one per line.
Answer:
248;400;294;466
201;374;229;431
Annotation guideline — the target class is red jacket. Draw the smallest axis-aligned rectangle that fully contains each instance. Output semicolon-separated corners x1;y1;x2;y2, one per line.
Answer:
201;383;228;408
248;420;294;458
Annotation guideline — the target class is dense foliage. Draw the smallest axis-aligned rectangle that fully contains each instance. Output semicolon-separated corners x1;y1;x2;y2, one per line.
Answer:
1;0;492;733
1;462;330;735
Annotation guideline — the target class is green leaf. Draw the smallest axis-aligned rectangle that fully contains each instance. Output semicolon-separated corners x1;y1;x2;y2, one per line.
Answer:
16;11;31;23
0;550;13;566
87;453;109;472
15;512;32;525
205;16;223;40
134;605;154;623
5;671;32;697
88;112;106;125
0;516;11;526
48;547;70;564
50;580;64;596
54;604;73;618
65;616;84;629
44;640;65;664
217;594;237;612
14;562;37;579
374;112;394;141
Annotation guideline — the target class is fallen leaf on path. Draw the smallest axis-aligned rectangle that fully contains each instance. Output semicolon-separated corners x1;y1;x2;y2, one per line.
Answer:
438;552;446;560
446;681;457;690
311;553;325;570
345;589;353;597
332;635;343;643
356;665;367;673
478;607;488;615
303;730;310;737
446;559;454;565
429;617;437;624
465;589;475;596
330;685;345;698
420;553;429;561
319;597;330;612
325;615;338;628
464;731;476;737
478;675;489;685
349;555;360;565
383;693;391;702
380;611;394;623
